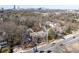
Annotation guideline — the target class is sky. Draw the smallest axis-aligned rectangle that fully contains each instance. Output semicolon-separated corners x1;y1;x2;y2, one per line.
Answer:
0;0;79;9
0;5;79;9
0;0;79;5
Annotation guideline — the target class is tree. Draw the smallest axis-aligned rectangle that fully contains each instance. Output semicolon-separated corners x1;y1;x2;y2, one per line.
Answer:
48;28;57;41
65;26;72;34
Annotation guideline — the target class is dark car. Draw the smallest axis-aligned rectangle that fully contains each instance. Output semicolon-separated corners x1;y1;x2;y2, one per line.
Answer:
39;50;45;53
47;50;52;53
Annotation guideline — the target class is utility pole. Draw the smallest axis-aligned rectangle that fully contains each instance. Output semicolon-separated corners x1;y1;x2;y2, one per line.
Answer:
44;23;48;44
45;25;48;44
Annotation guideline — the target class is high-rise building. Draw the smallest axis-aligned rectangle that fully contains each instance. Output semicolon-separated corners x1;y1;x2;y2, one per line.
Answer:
13;5;16;10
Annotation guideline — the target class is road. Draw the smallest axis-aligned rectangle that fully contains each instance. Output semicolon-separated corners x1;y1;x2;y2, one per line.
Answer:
14;30;79;53
45;33;79;53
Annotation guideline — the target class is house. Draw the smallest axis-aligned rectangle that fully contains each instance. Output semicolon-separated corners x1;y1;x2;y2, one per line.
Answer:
0;36;8;48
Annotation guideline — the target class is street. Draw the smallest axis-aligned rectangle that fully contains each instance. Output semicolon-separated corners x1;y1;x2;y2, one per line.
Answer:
14;30;79;53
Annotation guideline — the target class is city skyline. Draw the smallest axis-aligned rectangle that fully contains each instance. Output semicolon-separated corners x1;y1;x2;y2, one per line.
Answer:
0;5;79;9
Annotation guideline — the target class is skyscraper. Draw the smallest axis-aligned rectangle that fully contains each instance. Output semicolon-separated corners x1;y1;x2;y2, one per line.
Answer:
13;5;16;10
